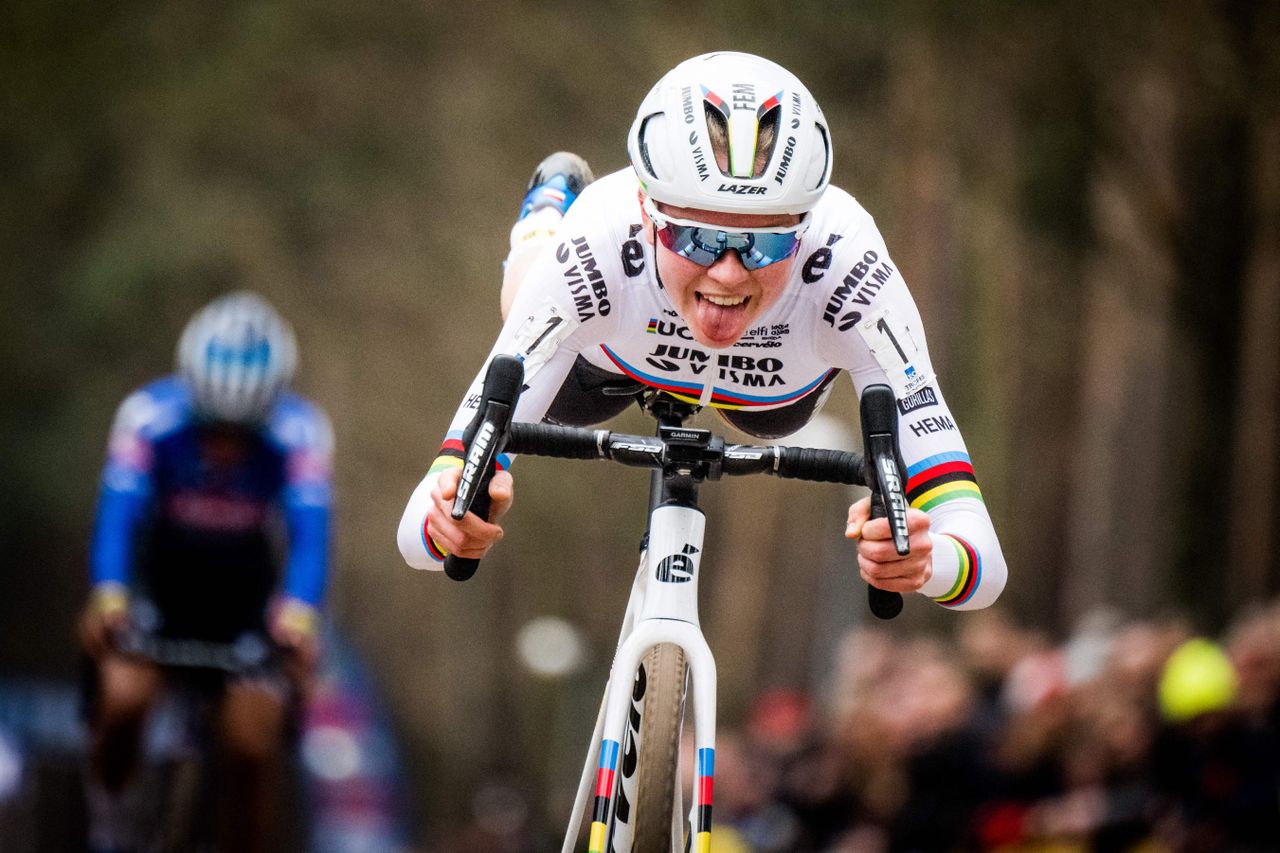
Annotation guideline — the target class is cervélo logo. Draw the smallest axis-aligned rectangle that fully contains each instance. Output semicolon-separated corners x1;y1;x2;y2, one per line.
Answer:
656;544;699;583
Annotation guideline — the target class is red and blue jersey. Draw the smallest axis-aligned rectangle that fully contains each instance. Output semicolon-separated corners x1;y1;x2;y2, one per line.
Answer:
91;375;333;609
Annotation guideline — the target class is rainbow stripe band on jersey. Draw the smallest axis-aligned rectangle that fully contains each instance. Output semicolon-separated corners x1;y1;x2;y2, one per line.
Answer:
933;534;982;607
600;345;836;410
906;451;983;511
420;431;512;561
588;739;621;853
435;431;513;472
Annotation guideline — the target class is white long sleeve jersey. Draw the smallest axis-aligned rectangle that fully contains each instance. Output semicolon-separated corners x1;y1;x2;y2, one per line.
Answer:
398;169;1007;610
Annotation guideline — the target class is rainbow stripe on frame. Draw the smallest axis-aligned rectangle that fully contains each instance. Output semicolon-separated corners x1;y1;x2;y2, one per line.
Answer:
587;739;620;853
694;747;714;852
906;451;983;511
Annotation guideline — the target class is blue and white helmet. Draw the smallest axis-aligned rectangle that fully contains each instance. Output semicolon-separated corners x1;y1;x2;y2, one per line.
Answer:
176;291;297;423
628;51;832;216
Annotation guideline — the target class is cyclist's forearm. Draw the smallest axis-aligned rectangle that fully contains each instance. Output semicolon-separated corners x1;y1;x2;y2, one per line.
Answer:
917;505;1008;609
89;486;149;588
282;502;331;605
398;470;448;569
899;438;1008;609
91;389;163;588
277;404;335;604
398;309;586;570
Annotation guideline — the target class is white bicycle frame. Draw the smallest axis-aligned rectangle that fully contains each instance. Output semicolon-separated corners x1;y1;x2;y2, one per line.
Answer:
446;358;904;853
561;503;716;853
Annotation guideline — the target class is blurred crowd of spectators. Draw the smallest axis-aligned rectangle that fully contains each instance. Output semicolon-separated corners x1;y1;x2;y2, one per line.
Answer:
445;599;1280;853
697;601;1280;853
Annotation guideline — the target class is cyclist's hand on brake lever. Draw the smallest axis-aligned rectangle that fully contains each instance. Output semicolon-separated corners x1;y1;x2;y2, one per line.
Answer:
846;496;934;593
79;583;130;659
428;467;514;559
270;597;322;692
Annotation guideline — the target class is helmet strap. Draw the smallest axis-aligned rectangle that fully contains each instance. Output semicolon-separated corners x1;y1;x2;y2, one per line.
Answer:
650;226;666;292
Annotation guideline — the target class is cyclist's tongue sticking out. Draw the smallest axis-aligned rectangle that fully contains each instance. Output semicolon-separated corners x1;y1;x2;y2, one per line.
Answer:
691;291;752;348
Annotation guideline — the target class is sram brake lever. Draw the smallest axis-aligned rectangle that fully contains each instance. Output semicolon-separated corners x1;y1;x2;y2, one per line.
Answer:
450;399;510;522
859;384;910;620
444;356;524;581
867;442;911;556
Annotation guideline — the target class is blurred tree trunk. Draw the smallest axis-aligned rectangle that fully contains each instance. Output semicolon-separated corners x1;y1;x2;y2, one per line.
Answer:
1226;6;1280;608
1066;0;1265;627
1227;142;1280;606
1065;59;1185;620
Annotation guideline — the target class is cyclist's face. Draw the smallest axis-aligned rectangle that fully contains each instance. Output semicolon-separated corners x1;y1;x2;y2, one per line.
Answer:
644;200;801;350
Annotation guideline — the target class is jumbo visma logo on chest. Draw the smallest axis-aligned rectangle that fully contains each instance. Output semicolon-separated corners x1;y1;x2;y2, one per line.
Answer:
643;346;787;387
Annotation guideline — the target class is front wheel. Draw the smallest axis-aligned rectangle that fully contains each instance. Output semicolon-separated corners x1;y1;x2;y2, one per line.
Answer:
608;643;687;853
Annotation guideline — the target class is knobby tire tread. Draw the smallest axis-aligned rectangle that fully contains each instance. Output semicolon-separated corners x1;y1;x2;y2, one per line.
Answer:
627;644;687;851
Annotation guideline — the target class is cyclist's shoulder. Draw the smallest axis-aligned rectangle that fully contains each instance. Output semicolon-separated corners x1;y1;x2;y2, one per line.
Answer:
539;167;648;315
563;167;643;233
793;188;918;348
799;187;904;296
577;166;640;204
111;375;195;440
263;392;334;455
808;185;881;245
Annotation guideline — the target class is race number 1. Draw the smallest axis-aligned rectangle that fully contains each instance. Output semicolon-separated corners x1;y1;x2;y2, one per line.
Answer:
856;308;931;398
510;304;575;380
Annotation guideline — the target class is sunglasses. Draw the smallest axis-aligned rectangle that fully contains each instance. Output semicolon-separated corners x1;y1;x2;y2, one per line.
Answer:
644;197;809;271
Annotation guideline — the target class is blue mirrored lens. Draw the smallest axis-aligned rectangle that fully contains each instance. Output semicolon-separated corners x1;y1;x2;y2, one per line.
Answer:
657;223;802;271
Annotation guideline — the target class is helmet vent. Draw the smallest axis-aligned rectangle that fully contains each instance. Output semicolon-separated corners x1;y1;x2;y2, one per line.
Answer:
755;102;781;177
637;114;661;180
806;122;831;191
705;96;781;179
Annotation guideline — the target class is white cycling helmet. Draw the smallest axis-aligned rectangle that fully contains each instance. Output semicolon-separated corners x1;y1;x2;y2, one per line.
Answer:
176;291;297;423
628;51;832;216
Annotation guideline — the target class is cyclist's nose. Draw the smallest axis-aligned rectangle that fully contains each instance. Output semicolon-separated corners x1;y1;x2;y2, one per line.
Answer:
706;249;751;283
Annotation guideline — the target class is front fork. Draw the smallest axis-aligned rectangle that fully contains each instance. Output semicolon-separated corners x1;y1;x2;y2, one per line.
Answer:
577;504;718;853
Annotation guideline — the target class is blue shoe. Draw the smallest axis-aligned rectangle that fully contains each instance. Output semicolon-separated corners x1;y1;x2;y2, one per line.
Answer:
518;152;594;220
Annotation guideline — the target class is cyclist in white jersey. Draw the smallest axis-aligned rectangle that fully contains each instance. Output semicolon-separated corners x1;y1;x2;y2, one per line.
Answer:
398;52;1007;610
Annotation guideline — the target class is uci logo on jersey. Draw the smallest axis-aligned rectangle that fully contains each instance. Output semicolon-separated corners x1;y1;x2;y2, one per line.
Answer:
656;544;699;583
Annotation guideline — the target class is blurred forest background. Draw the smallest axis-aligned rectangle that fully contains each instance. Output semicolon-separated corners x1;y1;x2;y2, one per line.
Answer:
2;0;1278;843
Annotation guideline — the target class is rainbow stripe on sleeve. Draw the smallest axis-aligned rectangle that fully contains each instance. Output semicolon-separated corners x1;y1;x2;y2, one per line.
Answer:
906;451;983;511
420;430;512;562
933;534;982;607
